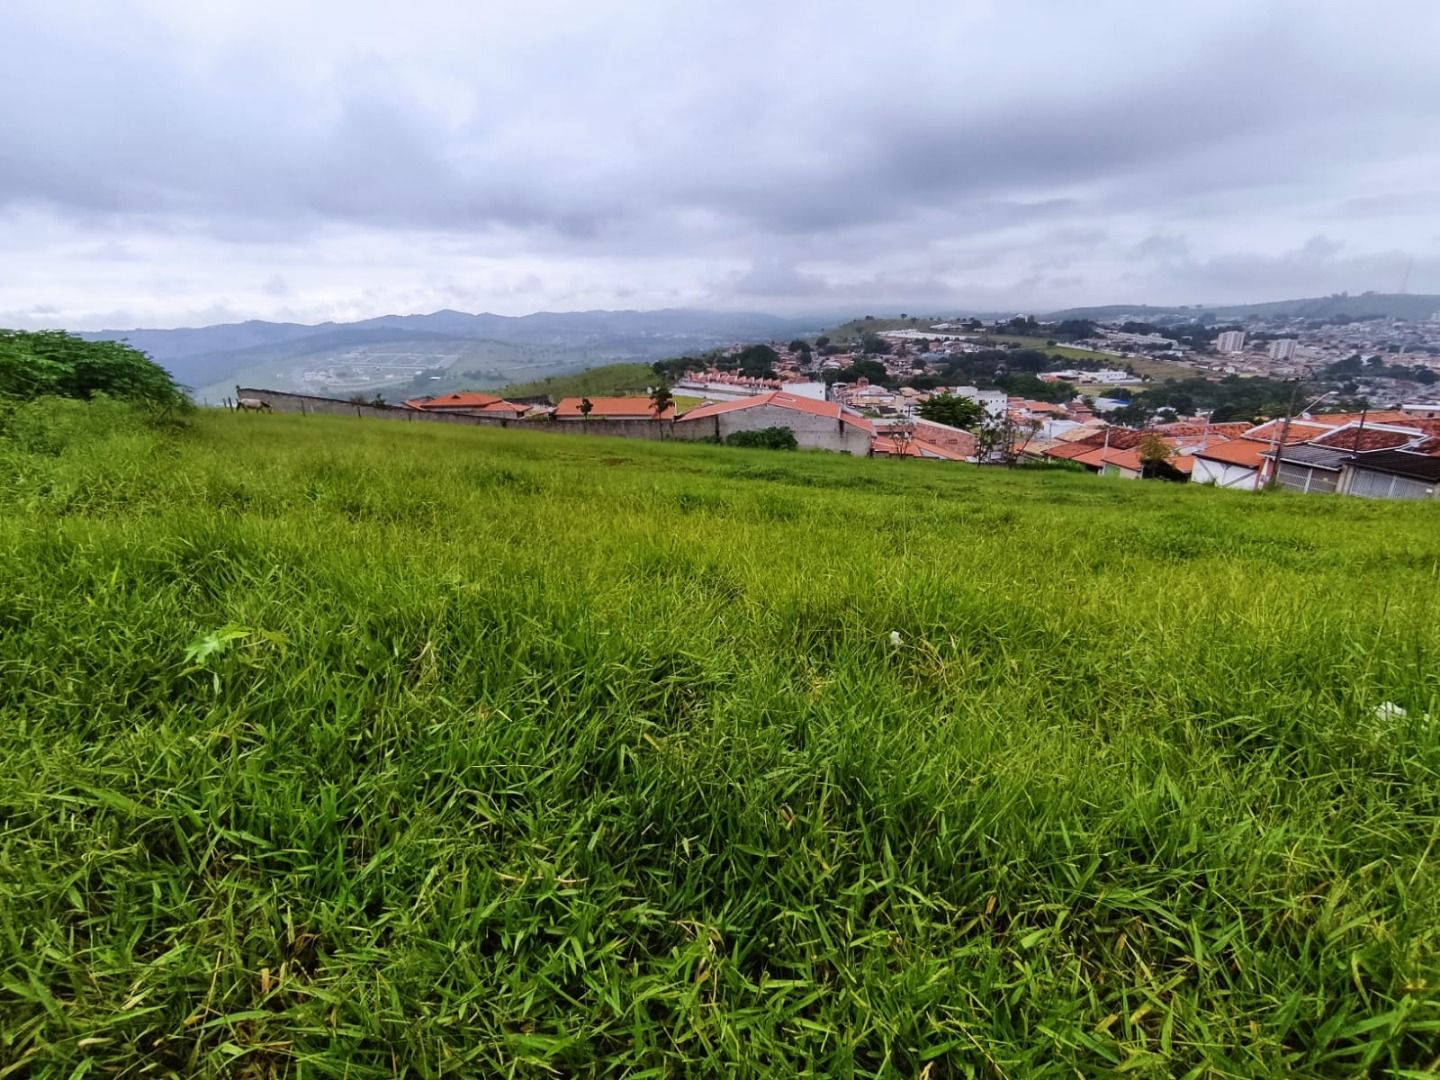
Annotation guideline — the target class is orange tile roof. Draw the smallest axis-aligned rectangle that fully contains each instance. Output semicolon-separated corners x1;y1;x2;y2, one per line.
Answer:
1194;438;1269;468
1071;446;1144;472
1242;418;1334;445
1044;440;1103;460
1309;426;1415;452
912;438;968;460
554;396;675;420
678;391;870;430
1308;410;1414;427
1070;427;1147;451
474;400;528;414
405;391;503;409
1153;421;1252;438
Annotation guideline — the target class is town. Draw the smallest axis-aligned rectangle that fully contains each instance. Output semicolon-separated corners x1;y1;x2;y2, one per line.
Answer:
389;306;1440;501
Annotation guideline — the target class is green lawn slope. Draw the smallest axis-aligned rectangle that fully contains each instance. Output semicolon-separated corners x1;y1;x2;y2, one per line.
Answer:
493;361;656;399
3;402;1440;1076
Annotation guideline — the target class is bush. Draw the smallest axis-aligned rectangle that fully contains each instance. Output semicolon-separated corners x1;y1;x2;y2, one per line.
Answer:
0;330;188;410
724;426;798;450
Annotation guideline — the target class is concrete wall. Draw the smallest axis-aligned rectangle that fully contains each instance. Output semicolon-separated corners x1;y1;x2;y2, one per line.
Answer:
234;388;678;440
676;404;871;456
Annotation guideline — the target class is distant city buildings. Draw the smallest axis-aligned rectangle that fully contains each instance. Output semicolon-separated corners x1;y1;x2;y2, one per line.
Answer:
1268;338;1298;361
1216;330;1246;353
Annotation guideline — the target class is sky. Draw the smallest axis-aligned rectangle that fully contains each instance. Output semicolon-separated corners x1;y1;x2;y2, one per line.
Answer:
2;0;1439;330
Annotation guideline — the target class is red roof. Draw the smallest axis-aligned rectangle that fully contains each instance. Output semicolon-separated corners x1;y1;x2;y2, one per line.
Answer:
677;391;871;431
1071;446;1144;472
1044;440;1103;461
1309;426;1415;452
405;391;503;410
554;396;675;420
1308;410;1414;427
1242;418;1334;445
1152;421;1252;438
1194;438;1269;468
1070;427;1147;451
871;436;968;460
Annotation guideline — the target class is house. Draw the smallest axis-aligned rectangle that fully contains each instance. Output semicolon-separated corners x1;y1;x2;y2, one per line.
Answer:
870;418;977;461
553;396;675;421
403;391;529;419
1191;437;1272;490
1340;445;1440;500
1071;445;1144;478
870;435;969;460
675;391;873;455
1263;443;1352;494
1253;420;1438;495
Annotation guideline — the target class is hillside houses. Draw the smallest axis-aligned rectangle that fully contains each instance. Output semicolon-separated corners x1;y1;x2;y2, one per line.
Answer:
403;391;529;419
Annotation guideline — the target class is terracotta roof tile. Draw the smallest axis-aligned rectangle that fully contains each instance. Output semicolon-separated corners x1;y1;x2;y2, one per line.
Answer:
405;391;502;409
1309;426;1415;452
554;396;675;420
678;391;870;430
1194;439;1269;468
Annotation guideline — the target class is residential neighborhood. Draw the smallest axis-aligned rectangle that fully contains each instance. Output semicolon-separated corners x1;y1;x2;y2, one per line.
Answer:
319;308;1440;503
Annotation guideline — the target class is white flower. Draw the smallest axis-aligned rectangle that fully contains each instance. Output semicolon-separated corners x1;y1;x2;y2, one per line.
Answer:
889;631;903;648
1374;701;1407;722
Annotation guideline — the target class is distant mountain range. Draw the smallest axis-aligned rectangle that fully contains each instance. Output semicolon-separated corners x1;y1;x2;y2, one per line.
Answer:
72;293;1440;403
80;308;823;403
1045;293;1440;323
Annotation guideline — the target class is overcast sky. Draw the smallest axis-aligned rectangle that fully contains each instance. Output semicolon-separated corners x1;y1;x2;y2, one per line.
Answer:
2;0;1438;329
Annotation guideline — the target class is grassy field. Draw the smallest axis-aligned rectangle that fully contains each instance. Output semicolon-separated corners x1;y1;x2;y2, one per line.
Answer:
494;362;657;400
4;401;1440;1076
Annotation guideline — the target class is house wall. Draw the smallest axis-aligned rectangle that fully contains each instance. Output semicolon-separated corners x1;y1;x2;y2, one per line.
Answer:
1276;462;1339;494
1192;457;1259;490
676;404;871;455
1343;468;1439;500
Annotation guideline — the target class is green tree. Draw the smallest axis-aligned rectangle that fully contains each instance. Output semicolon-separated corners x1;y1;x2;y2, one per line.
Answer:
918;393;984;429
1136;433;1175;479
0;330;187;409
839;358;890;385
579;397;594;418
814;335;831;349
788;339;811;354
860;333;892;356
649;383;674;417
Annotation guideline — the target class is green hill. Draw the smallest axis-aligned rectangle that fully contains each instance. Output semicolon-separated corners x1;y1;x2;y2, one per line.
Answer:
4;401;1440;1075
492;361;658;399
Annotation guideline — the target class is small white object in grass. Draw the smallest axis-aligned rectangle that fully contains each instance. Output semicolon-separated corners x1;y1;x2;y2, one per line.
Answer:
1374;701;1407;721
889;631;903;648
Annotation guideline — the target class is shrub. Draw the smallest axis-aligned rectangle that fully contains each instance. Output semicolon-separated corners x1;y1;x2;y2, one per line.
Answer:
0;330;188;410
724;426;798;450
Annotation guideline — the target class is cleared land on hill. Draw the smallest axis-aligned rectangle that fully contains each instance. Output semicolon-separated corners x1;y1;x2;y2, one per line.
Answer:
3;403;1440;1076
987;335;1204;381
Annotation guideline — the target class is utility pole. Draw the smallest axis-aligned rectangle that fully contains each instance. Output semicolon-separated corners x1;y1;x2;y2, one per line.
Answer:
1266;386;1333;492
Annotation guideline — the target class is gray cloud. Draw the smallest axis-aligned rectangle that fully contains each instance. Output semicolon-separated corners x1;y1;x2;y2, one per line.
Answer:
1;0;1439;326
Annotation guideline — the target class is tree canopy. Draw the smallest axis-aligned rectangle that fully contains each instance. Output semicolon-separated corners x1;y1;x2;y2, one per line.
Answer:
917;393;985;430
0;331;187;409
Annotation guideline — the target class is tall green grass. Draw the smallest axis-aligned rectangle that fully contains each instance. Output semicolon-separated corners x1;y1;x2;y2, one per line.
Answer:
3;401;1439;1076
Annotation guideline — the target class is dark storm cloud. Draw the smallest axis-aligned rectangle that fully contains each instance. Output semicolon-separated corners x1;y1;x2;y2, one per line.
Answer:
2;0;1439;323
